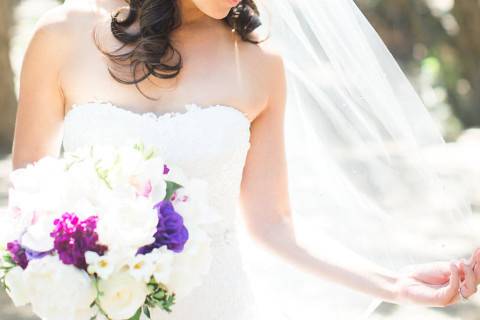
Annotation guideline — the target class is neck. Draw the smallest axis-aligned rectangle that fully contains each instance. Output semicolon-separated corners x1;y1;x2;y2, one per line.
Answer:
179;0;210;26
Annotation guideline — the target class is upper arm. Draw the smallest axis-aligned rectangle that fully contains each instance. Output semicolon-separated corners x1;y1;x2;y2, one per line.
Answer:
239;49;292;238
11;6;70;170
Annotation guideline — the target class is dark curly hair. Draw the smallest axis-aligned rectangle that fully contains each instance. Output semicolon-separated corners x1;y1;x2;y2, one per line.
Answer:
92;0;262;99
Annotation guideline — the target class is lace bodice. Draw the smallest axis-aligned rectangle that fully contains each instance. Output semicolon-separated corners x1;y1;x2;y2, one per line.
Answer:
63;100;251;225
62;100;258;320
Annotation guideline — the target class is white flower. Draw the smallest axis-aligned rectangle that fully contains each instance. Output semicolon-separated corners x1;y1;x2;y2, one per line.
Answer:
62;158;112;217
96;196;158;251
85;251;116;280
20;214;56;252
0;205;30;245
102;145;167;202
9;156;67;212
127;254;155;283
4;266;29;307
163;164;190;187
173;178;222;226
4;157;68;246
142;156;168;201
148;247;174;285
23;255;96;320
98;271;148;320
167;230;213;299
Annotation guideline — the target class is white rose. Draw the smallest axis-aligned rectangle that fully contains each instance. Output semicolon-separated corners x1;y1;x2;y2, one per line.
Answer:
98;271;148;320
4;266;29;306
9;156;65;194
9;156;67;216
23;255;96;320
96;197;158;251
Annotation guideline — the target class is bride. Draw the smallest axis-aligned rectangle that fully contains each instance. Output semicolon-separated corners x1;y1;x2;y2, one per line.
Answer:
9;0;480;318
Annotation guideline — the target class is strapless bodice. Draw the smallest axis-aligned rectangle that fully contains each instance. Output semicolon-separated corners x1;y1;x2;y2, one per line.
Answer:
62;101;251;229
61;100;257;320
62;101;251;174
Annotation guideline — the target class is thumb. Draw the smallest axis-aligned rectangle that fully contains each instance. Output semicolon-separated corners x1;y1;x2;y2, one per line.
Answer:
441;263;461;306
475;248;480;264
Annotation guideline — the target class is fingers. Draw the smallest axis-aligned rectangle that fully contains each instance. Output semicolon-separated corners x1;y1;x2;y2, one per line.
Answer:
467;248;480;266
453;260;467;282
409;261;455;285
474;259;480;283
474;249;480;281
440;263;461;306
460;259;478;298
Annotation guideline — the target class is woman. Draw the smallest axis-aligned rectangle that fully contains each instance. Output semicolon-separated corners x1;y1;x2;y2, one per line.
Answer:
10;0;480;319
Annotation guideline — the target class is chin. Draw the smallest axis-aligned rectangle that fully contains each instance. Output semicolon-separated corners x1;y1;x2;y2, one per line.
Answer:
205;6;233;19
193;0;237;20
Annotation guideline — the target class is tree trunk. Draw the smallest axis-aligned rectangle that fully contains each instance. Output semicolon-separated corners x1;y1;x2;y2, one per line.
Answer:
0;0;17;154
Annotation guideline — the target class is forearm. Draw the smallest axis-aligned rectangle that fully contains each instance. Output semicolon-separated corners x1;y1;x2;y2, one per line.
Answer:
250;217;401;304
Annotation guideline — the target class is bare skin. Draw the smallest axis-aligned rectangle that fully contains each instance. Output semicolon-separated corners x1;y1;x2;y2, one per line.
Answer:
11;0;480;309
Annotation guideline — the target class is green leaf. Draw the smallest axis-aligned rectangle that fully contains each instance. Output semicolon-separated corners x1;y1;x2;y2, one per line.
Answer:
2;254;15;266
128;307;142;320
164;180;183;201
133;142;145;153
133;142;157;160
143;305;151;319
153;290;165;300
144;149;156;160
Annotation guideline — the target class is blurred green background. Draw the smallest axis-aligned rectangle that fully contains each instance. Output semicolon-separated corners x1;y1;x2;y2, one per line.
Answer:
0;0;479;319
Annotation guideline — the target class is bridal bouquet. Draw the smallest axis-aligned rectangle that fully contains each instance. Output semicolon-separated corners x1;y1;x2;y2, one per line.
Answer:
0;140;221;320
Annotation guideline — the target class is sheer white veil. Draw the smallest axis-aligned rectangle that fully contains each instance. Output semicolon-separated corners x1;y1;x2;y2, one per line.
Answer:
235;0;478;319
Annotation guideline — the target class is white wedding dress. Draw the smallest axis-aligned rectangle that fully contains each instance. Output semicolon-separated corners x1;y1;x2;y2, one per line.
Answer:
62;100;259;320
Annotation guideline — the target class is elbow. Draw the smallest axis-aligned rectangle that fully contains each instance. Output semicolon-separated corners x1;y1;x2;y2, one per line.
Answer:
243;213;297;249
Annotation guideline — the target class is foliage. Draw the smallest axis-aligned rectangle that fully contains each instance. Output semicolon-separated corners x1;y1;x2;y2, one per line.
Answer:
357;0;480;140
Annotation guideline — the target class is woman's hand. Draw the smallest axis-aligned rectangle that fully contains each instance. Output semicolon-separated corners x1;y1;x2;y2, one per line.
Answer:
458;248;480;301
395;248;480;307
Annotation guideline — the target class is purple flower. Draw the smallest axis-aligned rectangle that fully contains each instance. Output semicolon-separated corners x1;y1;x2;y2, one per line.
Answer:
137;200;189;255
5;241;51;269
163;164;170;175
50;212;107;270
24;248;51;261
6;241;28;269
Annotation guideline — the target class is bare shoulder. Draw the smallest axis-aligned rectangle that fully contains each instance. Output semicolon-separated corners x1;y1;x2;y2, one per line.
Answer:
237;34;286;79
256;38;286;82
32;0;106;46
19;1;111;105
23;0;114;88
234;35;286;115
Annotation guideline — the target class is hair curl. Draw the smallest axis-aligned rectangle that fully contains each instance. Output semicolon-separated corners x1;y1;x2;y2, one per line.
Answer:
93;0;262;99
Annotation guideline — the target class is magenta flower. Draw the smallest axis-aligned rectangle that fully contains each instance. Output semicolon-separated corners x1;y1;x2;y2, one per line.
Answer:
50;212;107;270
163;164;170;175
